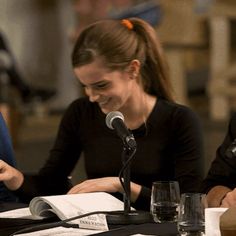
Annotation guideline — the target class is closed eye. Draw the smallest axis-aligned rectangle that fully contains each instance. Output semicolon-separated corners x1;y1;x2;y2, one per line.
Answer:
78;81;111;91
92;82;110;90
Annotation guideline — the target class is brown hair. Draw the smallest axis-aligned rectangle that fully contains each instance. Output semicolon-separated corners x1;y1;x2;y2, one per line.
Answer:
72;17;174;102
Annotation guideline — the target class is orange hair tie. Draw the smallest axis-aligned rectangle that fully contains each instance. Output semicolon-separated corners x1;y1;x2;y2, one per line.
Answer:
121;19;133;30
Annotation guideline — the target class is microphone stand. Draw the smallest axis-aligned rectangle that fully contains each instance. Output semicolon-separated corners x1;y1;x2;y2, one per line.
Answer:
122;145;131;214
106;144;152;225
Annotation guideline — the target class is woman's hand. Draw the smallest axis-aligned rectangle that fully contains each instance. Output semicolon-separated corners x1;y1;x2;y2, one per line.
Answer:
67;177;122;194
67;177;142;203
0;160;24;190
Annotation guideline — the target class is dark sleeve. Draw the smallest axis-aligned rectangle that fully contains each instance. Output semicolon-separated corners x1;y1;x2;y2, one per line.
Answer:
14;101;83;203
172;106;204;193
14;174;73;203
201;113;236;193
132;186;151;211
0;113;16;167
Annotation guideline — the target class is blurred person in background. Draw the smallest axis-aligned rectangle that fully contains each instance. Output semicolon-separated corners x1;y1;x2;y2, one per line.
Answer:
70;0;144;41
0;31;56;105
202;113;236;207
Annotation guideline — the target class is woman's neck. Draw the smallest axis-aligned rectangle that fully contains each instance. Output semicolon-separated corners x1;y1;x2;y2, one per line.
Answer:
121;91;157;130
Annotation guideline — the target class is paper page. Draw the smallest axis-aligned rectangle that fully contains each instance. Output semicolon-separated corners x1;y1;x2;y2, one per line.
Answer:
0;207;41;219
29;192;126;230
14;226;104;236
29;200;55;219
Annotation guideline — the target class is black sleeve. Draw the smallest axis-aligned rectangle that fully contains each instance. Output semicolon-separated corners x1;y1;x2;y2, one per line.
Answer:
14;174;73;204
172;106;204;193
201;113;236;193
14;101;83;202
132;186;151;211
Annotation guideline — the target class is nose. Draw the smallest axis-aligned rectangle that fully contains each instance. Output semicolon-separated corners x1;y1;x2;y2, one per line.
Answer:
85;87;100;102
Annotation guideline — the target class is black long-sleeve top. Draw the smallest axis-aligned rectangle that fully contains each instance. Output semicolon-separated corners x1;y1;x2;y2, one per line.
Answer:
201;113;236;193
16;97;204;210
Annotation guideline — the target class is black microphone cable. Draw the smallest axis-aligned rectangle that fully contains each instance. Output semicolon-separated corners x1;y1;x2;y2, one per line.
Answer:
10;210;124;236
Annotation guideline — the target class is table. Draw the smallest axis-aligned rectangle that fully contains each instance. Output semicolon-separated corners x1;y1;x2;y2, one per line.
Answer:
97;223;178;236
0;202;179;236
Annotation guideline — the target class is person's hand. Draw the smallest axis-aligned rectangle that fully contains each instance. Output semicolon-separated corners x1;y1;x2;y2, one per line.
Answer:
0;160;24;190
67;177;142;203
67;177;122;195
221;188;236;207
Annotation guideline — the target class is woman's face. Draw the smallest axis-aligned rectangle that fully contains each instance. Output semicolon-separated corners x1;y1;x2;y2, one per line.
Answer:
74;59;137;114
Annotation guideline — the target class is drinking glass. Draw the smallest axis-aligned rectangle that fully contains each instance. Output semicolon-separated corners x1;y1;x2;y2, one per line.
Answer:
178;193;207;236
150;181;180;223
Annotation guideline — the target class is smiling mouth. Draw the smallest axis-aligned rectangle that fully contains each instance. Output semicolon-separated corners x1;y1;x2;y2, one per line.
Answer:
98;99;110;106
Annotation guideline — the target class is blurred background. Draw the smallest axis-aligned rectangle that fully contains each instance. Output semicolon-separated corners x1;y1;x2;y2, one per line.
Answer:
0;0;236;184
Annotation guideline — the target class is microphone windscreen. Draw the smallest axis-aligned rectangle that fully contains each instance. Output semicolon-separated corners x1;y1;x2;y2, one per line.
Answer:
105;111;124;129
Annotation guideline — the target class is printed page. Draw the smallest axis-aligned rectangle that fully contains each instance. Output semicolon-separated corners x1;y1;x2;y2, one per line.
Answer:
29;192;126;230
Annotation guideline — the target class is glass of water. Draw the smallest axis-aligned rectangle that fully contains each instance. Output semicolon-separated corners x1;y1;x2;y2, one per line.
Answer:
178;193;207;236
150;181;180;223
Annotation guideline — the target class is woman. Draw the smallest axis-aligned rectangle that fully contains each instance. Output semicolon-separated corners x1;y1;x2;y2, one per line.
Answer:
0;18;203;210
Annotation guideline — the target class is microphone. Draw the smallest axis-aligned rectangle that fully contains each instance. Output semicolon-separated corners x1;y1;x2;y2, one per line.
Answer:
106;111;136;149
225;139;236;158
105;111;151;225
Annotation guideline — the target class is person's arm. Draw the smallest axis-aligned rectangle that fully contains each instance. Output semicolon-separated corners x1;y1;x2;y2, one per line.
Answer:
0;160;24;190
14;100;84;202
173;106;204;193
132;185;151;210
201;113;236;206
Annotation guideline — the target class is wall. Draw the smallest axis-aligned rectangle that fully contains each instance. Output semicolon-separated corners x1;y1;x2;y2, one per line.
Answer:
0;0;79;110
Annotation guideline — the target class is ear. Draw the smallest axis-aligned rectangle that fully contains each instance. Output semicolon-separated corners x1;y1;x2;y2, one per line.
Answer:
127;59;141;79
